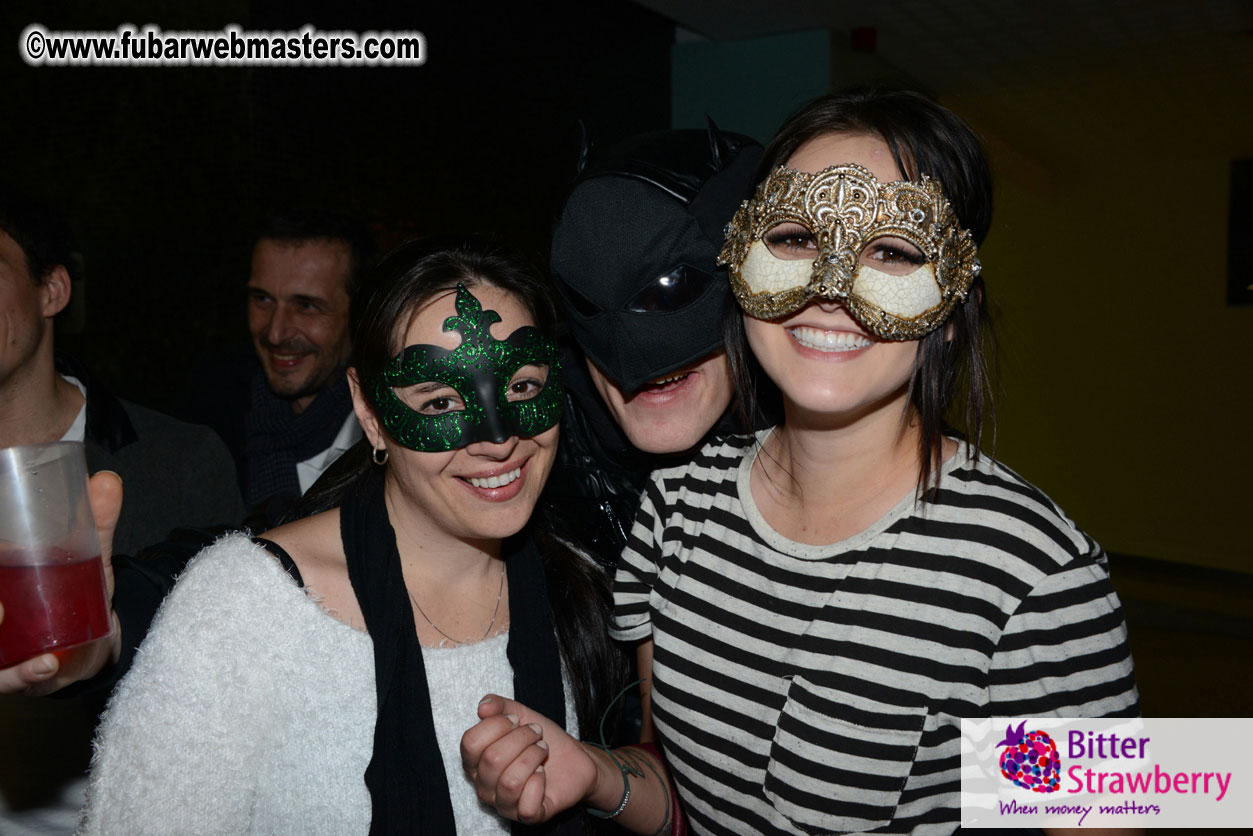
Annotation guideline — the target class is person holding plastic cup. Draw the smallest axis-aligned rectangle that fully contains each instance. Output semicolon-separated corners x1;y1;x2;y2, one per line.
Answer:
0;443;113;670
0;181;240;694
0;470;121;695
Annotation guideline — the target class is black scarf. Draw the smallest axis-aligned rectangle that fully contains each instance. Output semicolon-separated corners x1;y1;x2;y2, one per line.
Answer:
244;370;354;507
341;467;575;835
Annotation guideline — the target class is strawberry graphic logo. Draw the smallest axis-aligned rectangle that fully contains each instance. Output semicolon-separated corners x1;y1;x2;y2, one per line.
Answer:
997;721;1061;793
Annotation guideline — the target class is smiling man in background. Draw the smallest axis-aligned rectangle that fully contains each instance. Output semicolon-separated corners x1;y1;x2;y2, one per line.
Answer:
181;207;374;525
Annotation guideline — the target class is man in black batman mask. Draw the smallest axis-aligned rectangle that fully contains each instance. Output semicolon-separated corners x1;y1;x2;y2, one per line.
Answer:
539;125;762;565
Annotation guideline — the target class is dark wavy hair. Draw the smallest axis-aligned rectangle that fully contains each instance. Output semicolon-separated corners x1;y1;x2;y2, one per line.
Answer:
0;180;73;285
254;206;377;300
290;235;625;732
727;87;996;496
349;235;559;406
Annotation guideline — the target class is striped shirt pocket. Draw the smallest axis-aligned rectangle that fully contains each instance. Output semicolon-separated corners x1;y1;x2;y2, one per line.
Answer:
764;676;924;833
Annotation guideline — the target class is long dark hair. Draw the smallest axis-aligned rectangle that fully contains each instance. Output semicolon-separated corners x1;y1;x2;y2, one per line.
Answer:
293;235;626;732
727;87;996;496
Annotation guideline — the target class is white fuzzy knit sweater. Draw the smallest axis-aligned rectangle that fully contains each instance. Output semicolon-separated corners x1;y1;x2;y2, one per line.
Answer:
77;533;569;836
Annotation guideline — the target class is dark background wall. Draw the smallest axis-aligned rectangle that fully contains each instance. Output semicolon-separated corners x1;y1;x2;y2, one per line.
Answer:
4;1;1249;574
0;0;674;409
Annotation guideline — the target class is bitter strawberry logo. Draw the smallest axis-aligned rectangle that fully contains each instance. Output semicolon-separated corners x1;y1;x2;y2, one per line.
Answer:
997;721;1061;793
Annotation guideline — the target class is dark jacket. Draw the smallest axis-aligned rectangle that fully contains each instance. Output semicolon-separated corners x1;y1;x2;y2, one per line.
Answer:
55;355;244;693
59;354;244;556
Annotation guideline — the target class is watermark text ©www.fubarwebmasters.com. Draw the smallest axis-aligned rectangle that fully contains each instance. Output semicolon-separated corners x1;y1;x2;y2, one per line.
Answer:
20;24;426;67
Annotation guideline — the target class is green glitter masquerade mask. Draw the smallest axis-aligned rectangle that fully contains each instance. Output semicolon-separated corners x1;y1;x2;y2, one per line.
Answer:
370;284;563;452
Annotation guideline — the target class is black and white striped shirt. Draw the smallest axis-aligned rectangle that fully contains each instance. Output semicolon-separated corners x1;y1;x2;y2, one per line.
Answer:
611;432;1139;836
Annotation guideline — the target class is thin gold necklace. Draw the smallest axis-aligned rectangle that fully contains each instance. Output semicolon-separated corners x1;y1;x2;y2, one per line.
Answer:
408;560;506;647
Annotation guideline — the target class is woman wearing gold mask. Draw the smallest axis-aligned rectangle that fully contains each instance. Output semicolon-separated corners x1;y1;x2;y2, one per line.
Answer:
464;89;1139;835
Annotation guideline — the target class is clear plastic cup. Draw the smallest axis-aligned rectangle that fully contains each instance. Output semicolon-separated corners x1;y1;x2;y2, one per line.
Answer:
0;441;111;668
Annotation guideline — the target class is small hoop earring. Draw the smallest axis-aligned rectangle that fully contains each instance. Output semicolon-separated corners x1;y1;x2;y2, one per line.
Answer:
372;446;389;466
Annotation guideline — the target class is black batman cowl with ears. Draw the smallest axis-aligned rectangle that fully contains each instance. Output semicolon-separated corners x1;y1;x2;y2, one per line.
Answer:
539;126;763;745
539;125;763;577
551;124;762;393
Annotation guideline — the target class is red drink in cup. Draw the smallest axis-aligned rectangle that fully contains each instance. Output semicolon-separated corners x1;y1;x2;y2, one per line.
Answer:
0;442;111;668
0;550;112;667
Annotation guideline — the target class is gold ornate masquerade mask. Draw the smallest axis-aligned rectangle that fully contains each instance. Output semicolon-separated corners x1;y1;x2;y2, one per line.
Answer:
717;163;980;340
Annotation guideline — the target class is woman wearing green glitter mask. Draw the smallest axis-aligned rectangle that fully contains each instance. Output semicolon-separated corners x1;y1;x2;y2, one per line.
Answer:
79;236;625;836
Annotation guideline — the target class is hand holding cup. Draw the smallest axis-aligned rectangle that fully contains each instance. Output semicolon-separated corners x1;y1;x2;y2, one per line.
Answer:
0;450;122;696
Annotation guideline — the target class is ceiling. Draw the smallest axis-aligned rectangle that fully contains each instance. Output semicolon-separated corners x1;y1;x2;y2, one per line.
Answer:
633;0;1253;97
633;0;1253;169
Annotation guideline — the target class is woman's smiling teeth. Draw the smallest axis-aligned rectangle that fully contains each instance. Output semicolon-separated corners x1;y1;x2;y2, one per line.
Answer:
789;325;872;352
467;467;522;489
646;371;692;389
